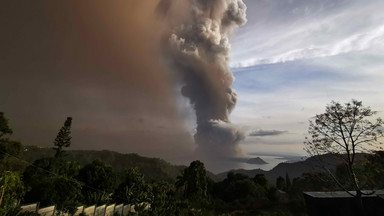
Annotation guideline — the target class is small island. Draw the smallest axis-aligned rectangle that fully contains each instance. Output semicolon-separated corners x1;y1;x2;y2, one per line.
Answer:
246;157;268;165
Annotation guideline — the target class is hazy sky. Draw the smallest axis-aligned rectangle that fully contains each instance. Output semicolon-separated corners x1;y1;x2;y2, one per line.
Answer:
0;1;195;162
1;0;383;172
230;0;384;157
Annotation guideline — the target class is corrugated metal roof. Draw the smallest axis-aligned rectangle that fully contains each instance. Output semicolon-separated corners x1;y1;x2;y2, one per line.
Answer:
304;190;384;198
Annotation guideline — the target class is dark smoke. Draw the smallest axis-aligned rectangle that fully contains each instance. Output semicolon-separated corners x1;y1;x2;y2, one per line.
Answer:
0;1;196;163
158;0;247;167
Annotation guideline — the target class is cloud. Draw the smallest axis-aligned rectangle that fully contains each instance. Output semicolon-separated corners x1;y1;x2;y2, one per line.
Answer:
227;0;384;157
230;0;384;68
248;152;303;159
230;50;384;156
0;0;196;164
249;129;287;137
234;25;384;67
158;0;247;172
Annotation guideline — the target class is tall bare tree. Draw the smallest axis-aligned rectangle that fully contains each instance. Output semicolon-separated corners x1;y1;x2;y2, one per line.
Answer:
304;100;383;216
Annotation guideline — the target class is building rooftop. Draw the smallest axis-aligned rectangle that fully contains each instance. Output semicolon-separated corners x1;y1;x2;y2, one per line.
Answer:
304;190;384;198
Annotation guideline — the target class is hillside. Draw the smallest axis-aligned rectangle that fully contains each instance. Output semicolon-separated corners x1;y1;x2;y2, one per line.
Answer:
217;153;368;183
20;146;187;182
19;146;368;184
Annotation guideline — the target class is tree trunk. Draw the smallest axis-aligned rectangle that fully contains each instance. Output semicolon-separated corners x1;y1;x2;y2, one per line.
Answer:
355;191;366;216
0;186;5;207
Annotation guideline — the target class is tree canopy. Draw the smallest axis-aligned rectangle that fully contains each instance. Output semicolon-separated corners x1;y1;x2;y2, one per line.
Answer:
114;167;153;206
176;160;208;199
76;160;116;205
0;171;25;215
305;100;383;158
0;112;13;139
0;112;21;165
22;158;82;213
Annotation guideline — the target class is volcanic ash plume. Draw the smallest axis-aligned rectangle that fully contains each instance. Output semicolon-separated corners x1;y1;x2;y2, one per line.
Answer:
158;0;247;162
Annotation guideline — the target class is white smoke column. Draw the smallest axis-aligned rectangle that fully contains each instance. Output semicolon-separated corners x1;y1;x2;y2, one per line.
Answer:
158;0;247;170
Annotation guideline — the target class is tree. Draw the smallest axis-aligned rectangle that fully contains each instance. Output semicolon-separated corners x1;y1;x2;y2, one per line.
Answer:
213;172;267;211
23;158;82;214
285;173;291;191
253;174;268;189
290;172;336;197
147;181;179;216
0;112;20;160
0;171;25;215
364;151;384;189
53;117;72;158
0;112;22;172
175;160;208;199
276;176;285;191
114;168;153;207
76;160;116;205
0;112;12;139
304;100;383;216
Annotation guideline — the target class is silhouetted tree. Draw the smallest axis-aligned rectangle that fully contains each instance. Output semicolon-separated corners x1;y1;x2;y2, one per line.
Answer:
0;112;22;172
304;100;383;216
176;160;208;199
23;158;81;214
364;151;384;189
253;174;268;189
53;117;72;158
276;176;285;190
214;172;267;209
0;112;12;139
77;160;116;205
114;167;153;208
290;172;336;198
285;173;291;191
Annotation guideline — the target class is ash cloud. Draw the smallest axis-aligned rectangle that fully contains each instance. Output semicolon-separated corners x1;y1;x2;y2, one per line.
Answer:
158;0;247;168
1;0;247;172
0;1;195;163
249;129;288;137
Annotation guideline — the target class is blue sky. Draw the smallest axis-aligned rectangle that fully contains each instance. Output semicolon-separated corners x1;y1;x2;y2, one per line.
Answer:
228;0;384;156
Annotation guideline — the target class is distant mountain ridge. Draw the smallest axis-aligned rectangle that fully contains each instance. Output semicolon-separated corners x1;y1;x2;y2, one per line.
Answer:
217;153;368;183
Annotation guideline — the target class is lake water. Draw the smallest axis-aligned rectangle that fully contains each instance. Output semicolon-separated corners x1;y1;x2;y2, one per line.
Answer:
236;155;291;170
212;154;305;174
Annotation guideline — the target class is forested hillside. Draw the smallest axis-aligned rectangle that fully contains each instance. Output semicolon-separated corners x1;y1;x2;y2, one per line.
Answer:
20;146;186;182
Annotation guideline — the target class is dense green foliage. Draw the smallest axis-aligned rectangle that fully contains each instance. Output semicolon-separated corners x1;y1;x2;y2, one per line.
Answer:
0;113;26;215
0;171;25;215
176;160;208;199
77;160;116;205
114;167;153;206
22;158;82;213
